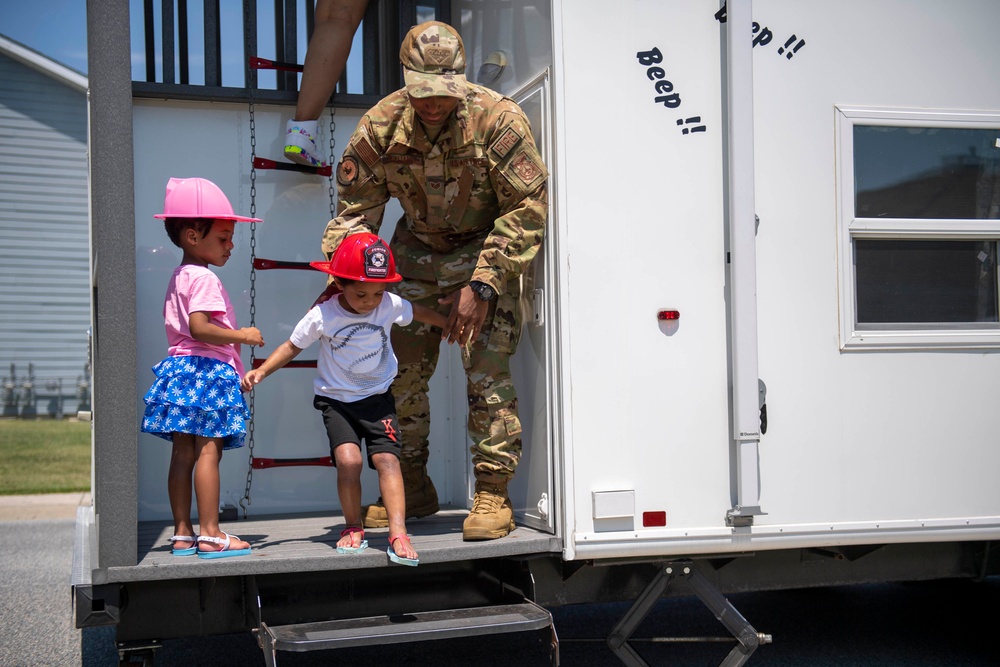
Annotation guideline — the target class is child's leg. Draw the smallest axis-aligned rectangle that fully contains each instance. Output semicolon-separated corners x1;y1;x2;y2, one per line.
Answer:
192;436;250;552
168;433;197;546
333;442;364;549
372;452;417;559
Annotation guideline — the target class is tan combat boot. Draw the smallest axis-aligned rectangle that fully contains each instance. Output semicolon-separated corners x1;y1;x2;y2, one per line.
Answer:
462;481;515;540
362;465;439;528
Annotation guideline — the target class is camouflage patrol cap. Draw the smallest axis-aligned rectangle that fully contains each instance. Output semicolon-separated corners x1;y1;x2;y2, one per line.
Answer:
400;21;467;99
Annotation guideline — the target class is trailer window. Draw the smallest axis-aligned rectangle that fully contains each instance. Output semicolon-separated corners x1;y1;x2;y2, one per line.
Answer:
837;107;1000;349
855;240;997;325
854;126;1000;220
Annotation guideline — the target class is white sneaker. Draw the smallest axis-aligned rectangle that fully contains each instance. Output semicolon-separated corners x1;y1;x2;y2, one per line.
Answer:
283;119;325;167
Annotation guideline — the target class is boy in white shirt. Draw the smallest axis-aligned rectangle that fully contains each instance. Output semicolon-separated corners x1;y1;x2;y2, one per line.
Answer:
242;233;448;565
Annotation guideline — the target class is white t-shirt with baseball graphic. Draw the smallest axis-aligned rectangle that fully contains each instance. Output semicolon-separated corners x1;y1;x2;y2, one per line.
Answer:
289;292;413;402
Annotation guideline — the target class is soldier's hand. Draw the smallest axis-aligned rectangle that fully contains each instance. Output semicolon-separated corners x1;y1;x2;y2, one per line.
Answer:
440;286;488;346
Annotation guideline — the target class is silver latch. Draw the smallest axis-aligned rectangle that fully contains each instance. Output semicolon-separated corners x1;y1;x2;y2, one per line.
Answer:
532;288;545;327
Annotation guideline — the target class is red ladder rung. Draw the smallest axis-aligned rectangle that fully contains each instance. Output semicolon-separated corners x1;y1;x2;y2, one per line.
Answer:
252;456;334;469
253;157;333;177
253;258;321;271
249;56;304;73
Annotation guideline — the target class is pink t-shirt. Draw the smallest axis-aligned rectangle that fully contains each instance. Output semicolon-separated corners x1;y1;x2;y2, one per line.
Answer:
164;264;244;376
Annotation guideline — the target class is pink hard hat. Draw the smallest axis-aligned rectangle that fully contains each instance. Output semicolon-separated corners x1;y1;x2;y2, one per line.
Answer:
153;177;262;222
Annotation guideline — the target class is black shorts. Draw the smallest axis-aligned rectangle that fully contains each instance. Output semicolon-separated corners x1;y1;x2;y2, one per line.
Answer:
312;391;401;469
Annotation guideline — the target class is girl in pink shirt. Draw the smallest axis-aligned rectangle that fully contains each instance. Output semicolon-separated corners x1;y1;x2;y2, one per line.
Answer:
141;177;264;559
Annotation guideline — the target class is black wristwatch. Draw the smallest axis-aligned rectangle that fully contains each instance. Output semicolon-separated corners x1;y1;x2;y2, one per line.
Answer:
469;280;496;302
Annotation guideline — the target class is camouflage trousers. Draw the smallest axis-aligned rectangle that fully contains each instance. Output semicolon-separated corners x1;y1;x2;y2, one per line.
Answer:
391;277;523;484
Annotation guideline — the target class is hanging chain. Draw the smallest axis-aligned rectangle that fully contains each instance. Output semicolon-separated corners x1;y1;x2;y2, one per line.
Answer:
328;100;337;220
240;23;258;520
239;11;337;517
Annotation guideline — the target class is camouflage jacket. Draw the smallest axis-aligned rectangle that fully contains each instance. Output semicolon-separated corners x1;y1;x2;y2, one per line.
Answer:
321;83;548;294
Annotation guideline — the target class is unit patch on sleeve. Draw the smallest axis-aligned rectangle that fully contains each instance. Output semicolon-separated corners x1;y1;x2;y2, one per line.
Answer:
337;156;359;187
509;150;544;188
490;126;522;160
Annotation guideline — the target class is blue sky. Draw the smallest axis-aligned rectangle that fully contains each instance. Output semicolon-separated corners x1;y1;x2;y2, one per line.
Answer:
0;0;89;73
0;1;261;84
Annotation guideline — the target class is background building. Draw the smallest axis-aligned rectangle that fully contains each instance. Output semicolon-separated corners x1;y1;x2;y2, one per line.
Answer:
0;34;89;417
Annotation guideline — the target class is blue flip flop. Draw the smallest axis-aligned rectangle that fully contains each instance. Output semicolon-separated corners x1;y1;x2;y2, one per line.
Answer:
170;535;197;556
196;533;252;559
337;526;368;554
387;535;419;567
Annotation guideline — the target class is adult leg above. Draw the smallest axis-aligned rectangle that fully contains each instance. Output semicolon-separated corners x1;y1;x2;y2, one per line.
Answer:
295;0;369;121
284;0;368;167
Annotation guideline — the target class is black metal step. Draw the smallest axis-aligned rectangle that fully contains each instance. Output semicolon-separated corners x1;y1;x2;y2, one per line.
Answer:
260;602;552;653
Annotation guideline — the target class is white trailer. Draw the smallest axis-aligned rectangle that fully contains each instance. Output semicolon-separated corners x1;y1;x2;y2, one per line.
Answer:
74;0;1000;664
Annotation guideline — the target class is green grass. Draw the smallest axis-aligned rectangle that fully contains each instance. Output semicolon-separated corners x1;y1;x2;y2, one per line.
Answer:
0;419;91;495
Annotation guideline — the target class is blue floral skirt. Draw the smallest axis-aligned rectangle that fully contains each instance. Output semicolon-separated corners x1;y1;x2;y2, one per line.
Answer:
141;355;249;450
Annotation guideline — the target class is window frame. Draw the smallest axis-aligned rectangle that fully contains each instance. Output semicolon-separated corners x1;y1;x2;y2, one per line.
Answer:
835;105;1000;350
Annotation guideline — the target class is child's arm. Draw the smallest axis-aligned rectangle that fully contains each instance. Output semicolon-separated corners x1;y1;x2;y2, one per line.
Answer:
412;304;449;333
241;340;303;391
189;311;265;347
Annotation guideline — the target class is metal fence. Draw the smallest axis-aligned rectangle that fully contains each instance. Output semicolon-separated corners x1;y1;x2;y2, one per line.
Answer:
1;363;91;419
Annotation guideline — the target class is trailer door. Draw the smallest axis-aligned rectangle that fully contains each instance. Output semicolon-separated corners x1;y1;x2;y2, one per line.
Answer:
508;71;556;533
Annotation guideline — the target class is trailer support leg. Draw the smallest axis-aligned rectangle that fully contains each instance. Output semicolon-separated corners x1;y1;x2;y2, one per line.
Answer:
607;560;769;667
606;563;672;666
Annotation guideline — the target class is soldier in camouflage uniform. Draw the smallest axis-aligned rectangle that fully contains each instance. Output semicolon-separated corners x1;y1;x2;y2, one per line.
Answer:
320;20;547;540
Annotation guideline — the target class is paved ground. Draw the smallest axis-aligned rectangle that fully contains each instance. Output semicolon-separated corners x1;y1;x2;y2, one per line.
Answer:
3;493;999;666
1;517;85;666
0;491;91;521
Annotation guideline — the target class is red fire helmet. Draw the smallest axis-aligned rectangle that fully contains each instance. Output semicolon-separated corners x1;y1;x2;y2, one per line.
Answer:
310;232;402;283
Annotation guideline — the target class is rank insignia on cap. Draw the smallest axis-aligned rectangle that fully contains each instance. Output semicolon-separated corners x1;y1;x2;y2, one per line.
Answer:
337;156;359;186
425;46;453;66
